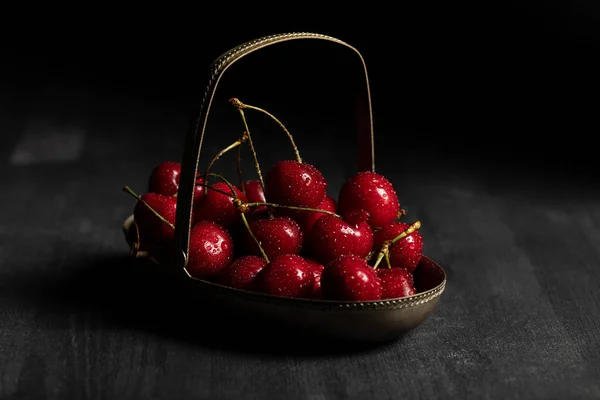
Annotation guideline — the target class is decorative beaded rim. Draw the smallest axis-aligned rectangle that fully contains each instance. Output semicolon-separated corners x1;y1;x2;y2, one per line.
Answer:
186;270;446;312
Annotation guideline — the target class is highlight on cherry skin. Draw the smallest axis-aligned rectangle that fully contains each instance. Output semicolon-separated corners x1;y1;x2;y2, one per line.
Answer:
122;98;426;302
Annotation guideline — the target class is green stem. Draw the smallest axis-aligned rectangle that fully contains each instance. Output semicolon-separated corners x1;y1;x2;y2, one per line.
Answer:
245;202;340;217
204;134;247;179
230;98;265;189
195;182;236;198
234;99;302;164
385;252;392;269
372;221;421;269
372;252;385;270
237;134;245;195
390;221;421;245
240;212;269;263
123;186;175;230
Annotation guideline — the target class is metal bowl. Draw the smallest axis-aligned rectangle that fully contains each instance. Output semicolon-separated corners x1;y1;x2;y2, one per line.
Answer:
123;215;446;342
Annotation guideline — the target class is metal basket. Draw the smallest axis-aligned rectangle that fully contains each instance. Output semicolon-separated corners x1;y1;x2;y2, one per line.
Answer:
122;32;447;343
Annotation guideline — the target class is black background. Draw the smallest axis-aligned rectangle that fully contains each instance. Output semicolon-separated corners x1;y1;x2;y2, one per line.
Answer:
5;2;599;180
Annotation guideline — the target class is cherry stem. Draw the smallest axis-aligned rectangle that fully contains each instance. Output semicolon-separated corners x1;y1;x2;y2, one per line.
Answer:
237;134;245;194
231;98;302;164
195;182;236;198
122;186;175;230
230;98;265;189
240;212;270;263
245;202;340;217
204;133;248;179
199;172;268;261
398;209;407;219
205;172;239;199
372;221;421;269
385;252;392;269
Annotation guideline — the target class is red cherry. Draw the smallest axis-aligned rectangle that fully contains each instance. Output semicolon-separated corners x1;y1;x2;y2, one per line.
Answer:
218;255;267;290
265;160;327;208
243;180;266;203
148;161;180;196
338;171;400;228
376;268;416;299
373;222;423;273
244;216;303;260
309;214;374;265
134;193;177;245
279;195;337;235
193;176;206;204
193;182;247;230
243;180;269;218
321;255;382;301
186;220;234;281
304;258;325;299
147;160;205;203
252;254;314;298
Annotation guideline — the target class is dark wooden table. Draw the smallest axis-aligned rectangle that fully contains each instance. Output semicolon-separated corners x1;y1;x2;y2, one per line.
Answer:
2;66;600;400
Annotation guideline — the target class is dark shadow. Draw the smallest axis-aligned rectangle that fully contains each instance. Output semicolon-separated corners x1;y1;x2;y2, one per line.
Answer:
5;253;400;358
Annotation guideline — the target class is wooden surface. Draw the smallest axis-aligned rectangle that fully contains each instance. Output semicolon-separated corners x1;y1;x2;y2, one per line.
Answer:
1;82;599;400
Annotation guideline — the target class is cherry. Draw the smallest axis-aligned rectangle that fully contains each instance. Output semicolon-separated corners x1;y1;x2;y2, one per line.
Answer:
133;192;177;245
252;254;314;298
218;255;267;290
373;222;423;272
244;216;303;260
193;177;207;204
243;179;266;203
186;220;234;281
279;195;337;235
265;160;327;208
243;179;269;218
148;161;180;196
148;161;205;203
304;258;325;299
194;182;247;230
321;255;382;301
338;171;400;228
376;268;416;299
309;214;374;265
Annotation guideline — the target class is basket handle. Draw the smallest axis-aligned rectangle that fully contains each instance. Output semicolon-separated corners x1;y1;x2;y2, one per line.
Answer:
174;32;375;268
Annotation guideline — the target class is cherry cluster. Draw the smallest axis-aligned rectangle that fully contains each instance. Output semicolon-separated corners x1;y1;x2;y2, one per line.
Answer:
124;99;424;302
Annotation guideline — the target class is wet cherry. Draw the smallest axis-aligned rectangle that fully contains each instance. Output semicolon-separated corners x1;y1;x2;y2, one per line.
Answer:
321;255;382;301
376;267;416;299
244;216;303;260
252;254;314;298
304;258;325;299
219;255;267;290
243;179;269;218
338;171;400;228
373;222;423;272
194;182;247;230
265;160;327;208
133;192;177;245
309;214;374;265
148;161;180;196
186;220;234;281
280;195;337;235
148;160;205;203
